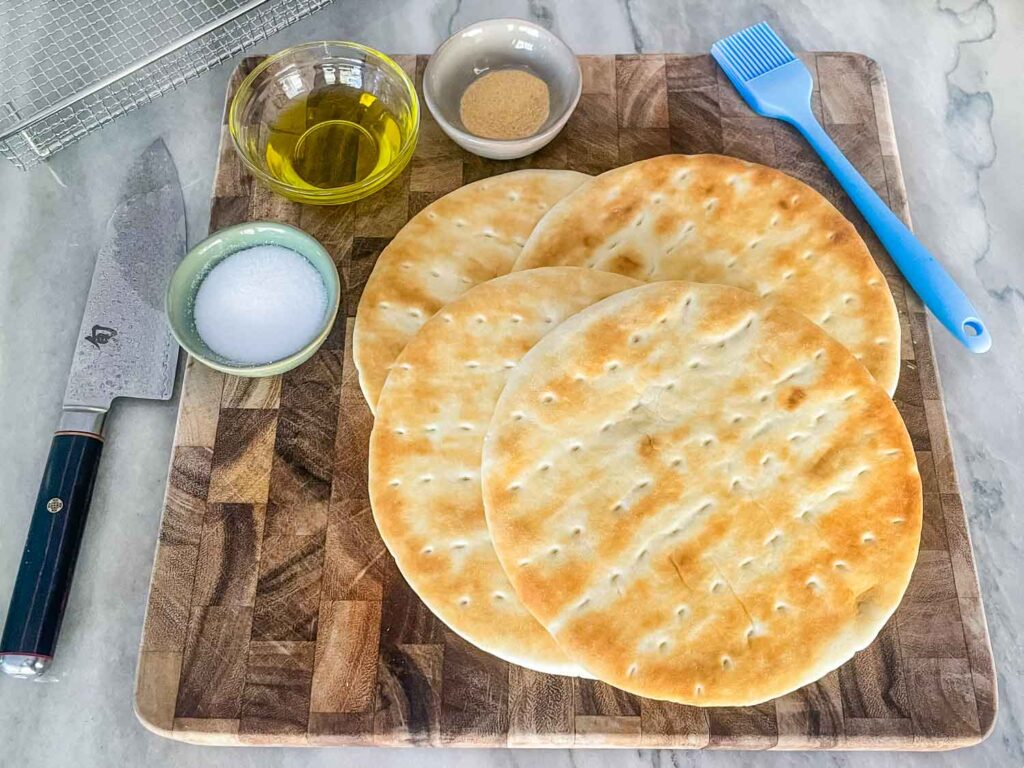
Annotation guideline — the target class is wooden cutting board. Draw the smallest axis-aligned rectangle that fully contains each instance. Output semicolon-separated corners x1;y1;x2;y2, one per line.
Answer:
134;53;996;749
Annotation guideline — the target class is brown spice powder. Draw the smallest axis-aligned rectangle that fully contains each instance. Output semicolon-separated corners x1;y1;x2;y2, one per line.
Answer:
459;69;550;140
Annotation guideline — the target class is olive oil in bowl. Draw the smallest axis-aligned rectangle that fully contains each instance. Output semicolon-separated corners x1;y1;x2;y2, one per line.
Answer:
230;42;419;205
266;80;404;190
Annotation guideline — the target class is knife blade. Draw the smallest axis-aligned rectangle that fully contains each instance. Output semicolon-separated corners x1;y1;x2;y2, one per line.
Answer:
1;139;185;677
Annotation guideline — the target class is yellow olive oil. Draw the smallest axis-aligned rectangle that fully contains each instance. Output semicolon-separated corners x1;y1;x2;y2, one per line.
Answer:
264;74;405;190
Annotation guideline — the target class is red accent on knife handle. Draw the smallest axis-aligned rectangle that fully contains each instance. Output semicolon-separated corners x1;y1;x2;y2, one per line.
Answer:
1;434;103;667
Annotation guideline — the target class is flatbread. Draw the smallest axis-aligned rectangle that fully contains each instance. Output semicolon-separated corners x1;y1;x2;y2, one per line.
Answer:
369;268;640;674
354;169;590;412
482;281;921;706
514;154;901;395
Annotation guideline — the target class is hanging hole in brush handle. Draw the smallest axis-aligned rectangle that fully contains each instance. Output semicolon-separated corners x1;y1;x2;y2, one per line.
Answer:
958;319;991;352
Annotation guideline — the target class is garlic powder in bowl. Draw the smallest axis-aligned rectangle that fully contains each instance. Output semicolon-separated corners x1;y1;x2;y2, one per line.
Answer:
459;69;550;140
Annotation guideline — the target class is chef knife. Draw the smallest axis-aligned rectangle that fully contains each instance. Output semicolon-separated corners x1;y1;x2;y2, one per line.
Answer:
0;139;186;677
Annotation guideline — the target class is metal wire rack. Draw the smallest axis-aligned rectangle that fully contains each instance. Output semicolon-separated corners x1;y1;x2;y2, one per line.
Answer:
0;0;332;169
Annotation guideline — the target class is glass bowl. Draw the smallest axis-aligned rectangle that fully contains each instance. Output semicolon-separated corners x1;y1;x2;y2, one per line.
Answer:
229;42;419;205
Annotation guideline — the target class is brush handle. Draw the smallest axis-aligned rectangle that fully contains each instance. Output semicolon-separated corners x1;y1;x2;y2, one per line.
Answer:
788;108;990;353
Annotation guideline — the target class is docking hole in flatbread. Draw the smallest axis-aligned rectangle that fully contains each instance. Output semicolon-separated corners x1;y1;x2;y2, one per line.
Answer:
514;154;900;395
354;169;590;412
481;281;921;705
369;267;640;674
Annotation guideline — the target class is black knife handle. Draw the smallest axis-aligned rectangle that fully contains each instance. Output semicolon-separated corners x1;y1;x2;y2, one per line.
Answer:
1;432;103;675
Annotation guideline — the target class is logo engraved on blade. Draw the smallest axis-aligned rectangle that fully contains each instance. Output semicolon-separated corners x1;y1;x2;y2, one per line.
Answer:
84;325;118;349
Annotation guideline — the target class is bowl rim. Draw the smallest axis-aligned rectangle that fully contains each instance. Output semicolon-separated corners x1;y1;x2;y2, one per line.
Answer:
165;221;342;377
228;41;420;202
423;17;583;148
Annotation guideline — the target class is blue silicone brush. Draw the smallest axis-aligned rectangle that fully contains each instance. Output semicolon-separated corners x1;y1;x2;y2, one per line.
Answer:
711;22;990;353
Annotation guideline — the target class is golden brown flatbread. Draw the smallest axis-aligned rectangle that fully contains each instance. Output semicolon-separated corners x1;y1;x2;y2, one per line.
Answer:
354;169;590;412
482;281;921;705
369;267;640;674
514;154;900;395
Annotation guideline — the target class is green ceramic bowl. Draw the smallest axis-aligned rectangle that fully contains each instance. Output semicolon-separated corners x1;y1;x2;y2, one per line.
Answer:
166;221;340;377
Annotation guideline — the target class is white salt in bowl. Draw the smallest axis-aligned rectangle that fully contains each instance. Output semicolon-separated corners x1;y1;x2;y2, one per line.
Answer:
166;221;340;377
424;18;582;160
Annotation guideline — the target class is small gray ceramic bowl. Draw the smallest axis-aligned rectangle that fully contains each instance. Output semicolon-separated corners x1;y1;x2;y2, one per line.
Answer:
166;221;340;378
424;18;581;160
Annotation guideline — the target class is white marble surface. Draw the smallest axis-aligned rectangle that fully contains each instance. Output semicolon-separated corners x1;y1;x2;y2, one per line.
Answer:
0;0;1020;765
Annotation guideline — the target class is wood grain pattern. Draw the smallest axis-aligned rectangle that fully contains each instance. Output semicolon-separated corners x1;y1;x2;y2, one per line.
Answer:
135;53;996;749
135;651;183;733
374;643;443;744
175;606;253;719
207;408;278;503
508;666;574;746
265;352;342;537
440;630;509;745
239;640;316;743
774;671;844;749
221;375;280;410
310;600;381;714
639;698;709;748
575;678;641;717
839;620;911;719
190;503;264;607
575;715;642;747
896;550;969;660
172;717;242;744
708;702;779;749
176;358;224;448
140;446;209;652
251;532;324;641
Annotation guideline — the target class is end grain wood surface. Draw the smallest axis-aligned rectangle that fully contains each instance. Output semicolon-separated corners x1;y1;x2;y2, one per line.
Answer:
134;53;996;749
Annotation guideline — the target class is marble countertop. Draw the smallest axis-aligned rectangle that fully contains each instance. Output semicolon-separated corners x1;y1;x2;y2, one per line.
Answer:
1;1;1020;765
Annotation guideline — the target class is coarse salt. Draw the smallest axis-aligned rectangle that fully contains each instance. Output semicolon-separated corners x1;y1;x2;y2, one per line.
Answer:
193;245;328;364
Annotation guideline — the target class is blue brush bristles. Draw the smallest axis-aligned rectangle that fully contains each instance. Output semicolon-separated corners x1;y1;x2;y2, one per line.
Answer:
711;22;796;82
